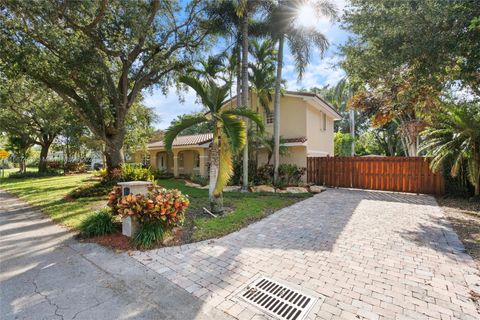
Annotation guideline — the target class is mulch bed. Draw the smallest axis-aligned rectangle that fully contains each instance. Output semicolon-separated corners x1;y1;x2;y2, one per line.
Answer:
86;232;135;251
437;196;480;269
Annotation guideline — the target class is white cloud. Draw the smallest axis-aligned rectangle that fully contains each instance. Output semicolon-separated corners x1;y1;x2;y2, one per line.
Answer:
285;55;345;90
143;89;203;130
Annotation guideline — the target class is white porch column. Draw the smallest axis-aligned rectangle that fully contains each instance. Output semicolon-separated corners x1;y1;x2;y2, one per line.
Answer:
173;150;179;177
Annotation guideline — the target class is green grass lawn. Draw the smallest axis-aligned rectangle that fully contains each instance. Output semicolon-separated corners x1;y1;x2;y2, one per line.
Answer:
157;179;312;241
0;173;312;242
0;173;105;229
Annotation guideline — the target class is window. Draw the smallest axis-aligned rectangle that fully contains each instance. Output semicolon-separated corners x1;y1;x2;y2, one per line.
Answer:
265;112;273;124
194;153;200;168
322;113;327;131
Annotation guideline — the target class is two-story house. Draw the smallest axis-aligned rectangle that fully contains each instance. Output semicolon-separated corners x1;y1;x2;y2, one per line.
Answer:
135;91;341;178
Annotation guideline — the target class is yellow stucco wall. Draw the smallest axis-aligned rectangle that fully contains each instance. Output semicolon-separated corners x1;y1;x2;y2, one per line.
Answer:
306;105;335;156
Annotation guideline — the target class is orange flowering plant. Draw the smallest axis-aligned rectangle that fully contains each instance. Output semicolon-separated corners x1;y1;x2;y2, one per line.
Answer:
108;185;189;227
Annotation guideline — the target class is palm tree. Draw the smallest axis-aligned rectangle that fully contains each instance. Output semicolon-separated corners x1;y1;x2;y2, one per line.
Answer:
206;1;263;191
164;76;264;213
249;39;277;116
421;103;480;197
266;0;337;184
194;54;227;81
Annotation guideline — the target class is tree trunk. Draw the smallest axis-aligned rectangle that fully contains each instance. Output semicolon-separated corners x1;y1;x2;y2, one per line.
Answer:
236;44;242;108
474;146;480;197
38;143;51;173
241;13;249;192
209;131;223;213
104;133;126;173
273;35;284;185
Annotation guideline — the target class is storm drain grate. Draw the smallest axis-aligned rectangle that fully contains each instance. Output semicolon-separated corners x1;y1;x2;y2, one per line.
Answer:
238;276;317;320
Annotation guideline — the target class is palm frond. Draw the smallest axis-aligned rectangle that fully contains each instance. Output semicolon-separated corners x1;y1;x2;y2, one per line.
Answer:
179;76;211;110
220;113;247;153
222;108;265;133
211;81;231;113
213;131;234;196
163;116;208;152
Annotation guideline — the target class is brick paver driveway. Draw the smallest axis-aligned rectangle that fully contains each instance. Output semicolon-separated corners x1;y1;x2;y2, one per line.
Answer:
133;189;480;320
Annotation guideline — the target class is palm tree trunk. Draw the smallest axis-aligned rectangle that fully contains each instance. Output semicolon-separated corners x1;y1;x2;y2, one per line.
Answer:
241;13;249;191
273;35;284;185
236;44;241;108
209;130;223;213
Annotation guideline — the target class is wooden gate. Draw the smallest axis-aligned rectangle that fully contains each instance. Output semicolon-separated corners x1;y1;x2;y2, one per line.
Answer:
307;157;444;195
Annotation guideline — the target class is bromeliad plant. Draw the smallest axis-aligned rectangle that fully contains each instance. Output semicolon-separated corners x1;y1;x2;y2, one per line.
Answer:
164;75;264;214
108;186;189;227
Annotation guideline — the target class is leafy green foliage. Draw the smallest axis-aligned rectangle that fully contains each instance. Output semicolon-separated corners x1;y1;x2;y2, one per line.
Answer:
0;77;71;172
421;102;480;196
0;0;210;171
169;113;214;136
189;174;208;186
252;164;305;187
277;164;306;187
124;102;158;159
121;163;155;182
342;0;480;97
79;208;116;238
334;132;354;156
133;220;165;249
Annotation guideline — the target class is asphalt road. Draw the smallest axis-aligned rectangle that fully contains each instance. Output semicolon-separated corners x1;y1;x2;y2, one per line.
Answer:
0;189;232;320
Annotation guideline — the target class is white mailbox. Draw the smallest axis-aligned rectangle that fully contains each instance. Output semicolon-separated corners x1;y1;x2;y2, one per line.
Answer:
117;181;153;237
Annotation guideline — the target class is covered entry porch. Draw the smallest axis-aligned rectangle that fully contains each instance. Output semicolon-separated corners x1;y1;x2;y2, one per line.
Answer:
142;133;212;178
152;148;208;177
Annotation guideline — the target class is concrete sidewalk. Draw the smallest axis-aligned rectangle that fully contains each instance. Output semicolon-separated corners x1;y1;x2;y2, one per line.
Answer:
0;189;232;320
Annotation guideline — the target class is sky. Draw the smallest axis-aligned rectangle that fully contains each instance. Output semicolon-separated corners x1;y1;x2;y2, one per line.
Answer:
144;1;351;130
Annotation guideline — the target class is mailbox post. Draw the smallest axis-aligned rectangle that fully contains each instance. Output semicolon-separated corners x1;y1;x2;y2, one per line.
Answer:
117;181;153;237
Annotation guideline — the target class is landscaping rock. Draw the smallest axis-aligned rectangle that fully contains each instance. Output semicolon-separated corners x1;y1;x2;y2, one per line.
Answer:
251;185;275;193
223;186;241;192
309;185;327;193
284;186;309;193
184;181;202;188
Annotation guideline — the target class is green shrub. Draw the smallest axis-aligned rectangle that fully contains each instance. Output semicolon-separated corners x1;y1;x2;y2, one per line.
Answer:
79;208;115;237
133;220;164;248
121;163;154;181
278;164;306;187
190;174;208;186
255;164;273;185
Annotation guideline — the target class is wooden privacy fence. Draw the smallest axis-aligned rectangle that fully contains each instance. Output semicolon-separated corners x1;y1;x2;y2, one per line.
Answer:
307;157;444;195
